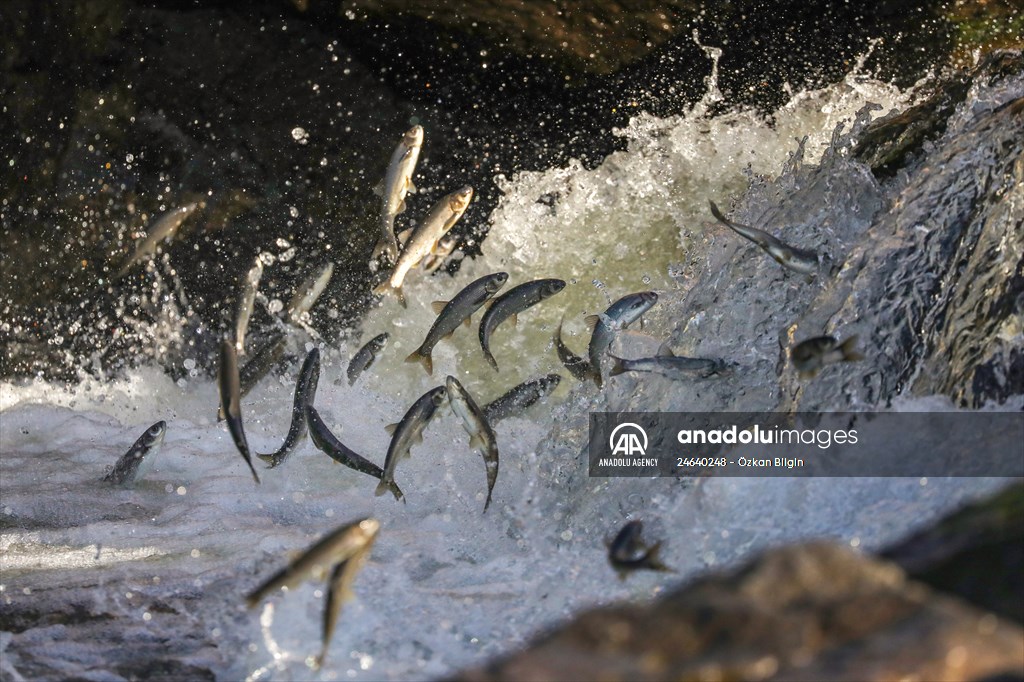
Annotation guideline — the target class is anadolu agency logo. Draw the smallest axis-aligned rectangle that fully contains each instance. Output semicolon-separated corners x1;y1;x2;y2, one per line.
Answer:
609;422;648;456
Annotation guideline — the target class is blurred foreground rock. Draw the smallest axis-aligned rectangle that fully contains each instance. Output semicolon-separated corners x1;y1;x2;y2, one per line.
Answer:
454;541;1024;682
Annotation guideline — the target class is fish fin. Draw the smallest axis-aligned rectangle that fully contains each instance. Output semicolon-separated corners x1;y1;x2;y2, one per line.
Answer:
216;406;225;422
839;336;863;362
256;453;278;467
584;314;600;330
462;315;472;329
372;180;384;197
371;237;399;263
468;433;485;449
656;342;675;358
388;480;404;501
397;199;407;214
384;423;398;435
414;431;424;445
482;348;499;372
396;228;413;244
638;316;645;330
404;349;432;375
431;300;448;314
395;285;407;308
374;480;391;497
608;355;626;377
645;541;675;573
509;313;518;328
407;179;417;193
708;200;727;224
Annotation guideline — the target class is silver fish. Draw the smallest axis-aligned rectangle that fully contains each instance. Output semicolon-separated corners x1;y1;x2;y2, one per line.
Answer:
372;125;423;264
217;330;286;423
306;404;402;501
245;516;378;609
482;374;561;423
373;186;474;307
377;386;447;499
586;292;659;388
406;272;508;376
103;421;166;485
608;520;673;580
288;261;334;325
256;348;321;469
479;278;566;371
235;256;264;355
115;202;200;279
791;335;863;378
609;343;730;380
218;337;260;484
446;376;499;512
317;540;374;668
708;200;820;275
346;332;389;386
554;317;598;382
422;233;458;273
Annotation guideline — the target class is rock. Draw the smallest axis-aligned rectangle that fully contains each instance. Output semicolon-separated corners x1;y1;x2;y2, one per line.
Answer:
454;542;1024;682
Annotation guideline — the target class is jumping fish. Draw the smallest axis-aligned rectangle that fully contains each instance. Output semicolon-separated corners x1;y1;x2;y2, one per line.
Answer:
235;256;264;355
609;342;730;380
422;233;458;273
406;272;508;376
103;421;166;485
306;404;403;501
372;125;424;264
554;317;598;382
607;520;673;580
708;200;820;275
479;278;566;371
446;376;499;512
587;292;659;388
377;386;447;499
217;329;286;422
791;335;863;378
317;540;375;668
218;337;261;484
256;348;321;469
288;262;334;326
373;186;474;307
115;202;200;279
346;333;389;386
482;374;561;423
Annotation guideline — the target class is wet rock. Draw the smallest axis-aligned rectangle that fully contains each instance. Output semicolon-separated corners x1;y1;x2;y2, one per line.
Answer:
454;542;1024;682
882;482;1024;625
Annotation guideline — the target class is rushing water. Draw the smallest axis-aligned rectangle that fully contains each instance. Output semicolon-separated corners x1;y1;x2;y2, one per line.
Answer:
1;49;1021;680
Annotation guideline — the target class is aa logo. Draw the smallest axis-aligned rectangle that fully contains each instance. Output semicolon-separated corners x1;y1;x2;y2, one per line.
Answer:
609;422;648;456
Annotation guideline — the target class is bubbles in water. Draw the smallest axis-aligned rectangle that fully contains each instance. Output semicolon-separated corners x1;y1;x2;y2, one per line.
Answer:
268;299;283;314
290;127;309;144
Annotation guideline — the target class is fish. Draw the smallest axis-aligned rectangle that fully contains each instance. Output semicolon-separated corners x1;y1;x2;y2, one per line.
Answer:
554;317;598;382
256;348;321;469
609;342;730;379
586;292;659;388
346;332;389;386
373;185;474;307
317;540;375;668
422;233;458;273
218;337;261;484
406;272;508;376
288;261;334;326
482;374;561;423
306;404;403;501
377;386;447;499
244;516;379;608
115;202;200;279
372;125;424;264
217;329;287;423
708;200;820;275
446;376;499;512
607;520;673;580
791;335;863;378
103;421;167;485
479;278;566;371
235;256;264;355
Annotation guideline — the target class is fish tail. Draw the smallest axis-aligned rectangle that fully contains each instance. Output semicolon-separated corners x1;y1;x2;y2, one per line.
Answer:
389;481;404;502
246;459;261;485
646;541;674;573
405;348;433;376
482;346;499;372
256;453;278;468
839;336;864;362
483;490;493;513
608;355;626;377
371;235;399;264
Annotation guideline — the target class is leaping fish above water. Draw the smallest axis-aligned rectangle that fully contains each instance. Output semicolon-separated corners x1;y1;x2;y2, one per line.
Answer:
115;202;200;279
346;332;389;386
708;200;821;275
587;292;659;388
607;520;674;580
218;329;288;422
235;256;264;355
377;386;447;500
554;317;598;382
422;233;458;273
446;376;499;512
372;125;423;264
103;421;166;485
305;404;403;501
288;261;334;328
256;348;321;469
244;517;379;668
482;374;562;423
609;342;731;380
479;278;566;371
373;186;474;308
218;337;261;484
406;272;508;376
